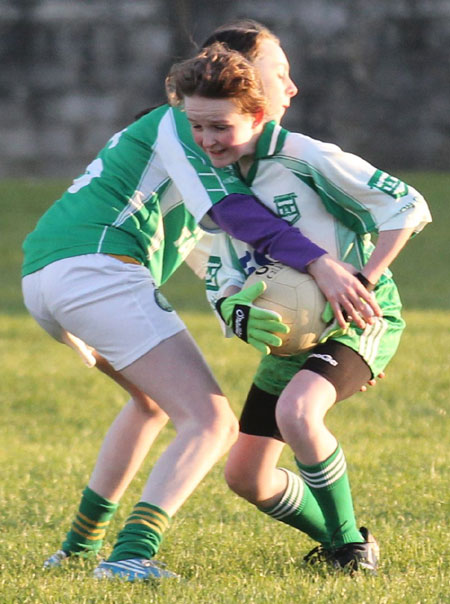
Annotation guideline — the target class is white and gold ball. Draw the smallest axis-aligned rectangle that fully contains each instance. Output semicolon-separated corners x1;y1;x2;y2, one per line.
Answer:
245;263;327;356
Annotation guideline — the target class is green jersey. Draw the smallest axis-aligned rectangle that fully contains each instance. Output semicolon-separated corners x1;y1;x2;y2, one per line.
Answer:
22;105;250;285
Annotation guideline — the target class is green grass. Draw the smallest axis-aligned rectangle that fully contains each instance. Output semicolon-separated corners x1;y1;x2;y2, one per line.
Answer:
0;175;449;603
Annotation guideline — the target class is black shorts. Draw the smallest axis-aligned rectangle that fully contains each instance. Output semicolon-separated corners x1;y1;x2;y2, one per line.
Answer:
239;341;371;441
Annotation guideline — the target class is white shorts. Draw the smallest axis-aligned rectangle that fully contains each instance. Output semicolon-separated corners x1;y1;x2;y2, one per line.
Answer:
22;254;186;370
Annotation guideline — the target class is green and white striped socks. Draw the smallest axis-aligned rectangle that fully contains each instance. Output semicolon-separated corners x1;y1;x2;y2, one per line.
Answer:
258;468;330;545
296;445;363;547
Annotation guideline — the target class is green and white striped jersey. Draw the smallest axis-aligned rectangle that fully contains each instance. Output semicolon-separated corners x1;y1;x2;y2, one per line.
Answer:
206;121;432;302
22;105;250;285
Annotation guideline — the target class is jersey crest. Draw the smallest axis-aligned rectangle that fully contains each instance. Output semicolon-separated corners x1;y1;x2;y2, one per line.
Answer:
273;192;300;224
368;170;409;199
205;256;222;291
154;289;173;312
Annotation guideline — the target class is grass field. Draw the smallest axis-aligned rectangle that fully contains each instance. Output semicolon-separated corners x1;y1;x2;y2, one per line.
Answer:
0;174;449;603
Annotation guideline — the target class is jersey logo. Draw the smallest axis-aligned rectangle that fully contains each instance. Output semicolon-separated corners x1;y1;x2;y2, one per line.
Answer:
220;166;240;184
368;170;409;199
308;353;338;366
273;193;300;224
205;256;222;291
222;175;240;184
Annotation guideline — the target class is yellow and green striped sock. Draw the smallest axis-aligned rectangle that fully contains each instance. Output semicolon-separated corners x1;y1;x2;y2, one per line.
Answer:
107;501;170;562
62;486;118;555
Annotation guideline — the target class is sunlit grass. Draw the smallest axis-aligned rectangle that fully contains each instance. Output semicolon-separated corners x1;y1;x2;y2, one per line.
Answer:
0;176;448;603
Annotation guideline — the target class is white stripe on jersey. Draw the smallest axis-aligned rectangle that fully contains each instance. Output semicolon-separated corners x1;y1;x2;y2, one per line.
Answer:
113;190;146;227
197;169;229;194
146;217;165;260
97;226;108;253
268;123;282;156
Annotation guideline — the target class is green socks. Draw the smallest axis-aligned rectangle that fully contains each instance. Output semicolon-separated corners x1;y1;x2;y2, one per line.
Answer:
107;502;170;562
62;447;359;561
258;468;330;546
61;493;170;561
62;486;118;556
296;445;363;547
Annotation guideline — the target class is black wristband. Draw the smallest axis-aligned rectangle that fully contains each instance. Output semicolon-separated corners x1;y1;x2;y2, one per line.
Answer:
215;297;227;320
356;272;376;292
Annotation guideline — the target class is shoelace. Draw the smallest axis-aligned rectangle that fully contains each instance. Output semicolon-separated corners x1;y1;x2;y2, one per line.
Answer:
303;545;330;564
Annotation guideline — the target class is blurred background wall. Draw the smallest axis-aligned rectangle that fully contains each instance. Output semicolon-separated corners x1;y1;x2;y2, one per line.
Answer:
1;0;449;178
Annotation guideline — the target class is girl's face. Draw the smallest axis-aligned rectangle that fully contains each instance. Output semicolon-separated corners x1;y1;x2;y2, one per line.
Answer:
184;96;263;167
252;38;298;123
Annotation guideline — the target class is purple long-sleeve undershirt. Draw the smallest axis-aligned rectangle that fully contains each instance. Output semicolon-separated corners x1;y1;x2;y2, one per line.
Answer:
207;193;327;273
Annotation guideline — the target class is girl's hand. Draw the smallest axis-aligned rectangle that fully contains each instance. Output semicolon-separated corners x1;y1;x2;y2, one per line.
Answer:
307;254;381;329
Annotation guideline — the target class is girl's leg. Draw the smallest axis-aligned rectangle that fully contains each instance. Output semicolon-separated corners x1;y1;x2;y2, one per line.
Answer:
88;353;169;501
32;258;237;570
119;329;237;514
276;370;363;547
276;370;337;464
225;432;329;545
47;355;169;564
225;433;287;507
105;328;238;563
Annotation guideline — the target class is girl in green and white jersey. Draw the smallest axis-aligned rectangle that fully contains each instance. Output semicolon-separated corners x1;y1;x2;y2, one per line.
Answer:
170;42;431;573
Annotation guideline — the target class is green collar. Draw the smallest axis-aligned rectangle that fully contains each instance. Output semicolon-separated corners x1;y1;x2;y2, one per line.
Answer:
242;121;288;184
254;120;288;159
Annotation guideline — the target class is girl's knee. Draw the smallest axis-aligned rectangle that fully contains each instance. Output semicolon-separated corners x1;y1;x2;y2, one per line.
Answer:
275;395;316;439
224;462;260;502
188;401;239;450
211;412;239;454
131;395;169;425
213;405;239;449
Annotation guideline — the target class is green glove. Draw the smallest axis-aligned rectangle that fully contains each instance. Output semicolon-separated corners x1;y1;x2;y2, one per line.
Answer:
216;281;290;355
